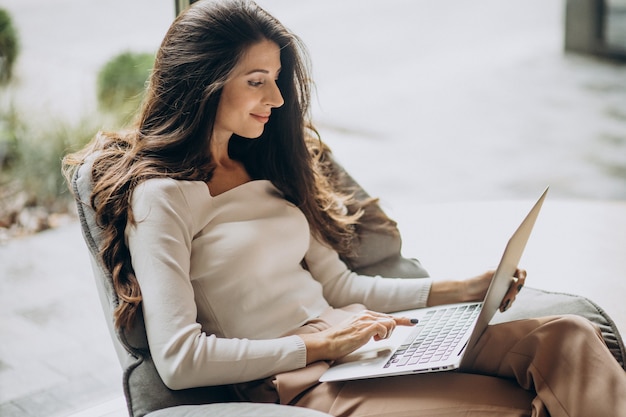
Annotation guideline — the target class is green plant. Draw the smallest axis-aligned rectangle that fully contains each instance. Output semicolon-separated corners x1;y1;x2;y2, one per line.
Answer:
0;8;19;85
22;120;96;206
0;112;98;212
0;102;20;172
97;51;154;122
1;48;155;232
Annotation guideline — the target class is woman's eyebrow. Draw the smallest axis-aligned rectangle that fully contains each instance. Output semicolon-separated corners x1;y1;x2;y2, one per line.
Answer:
244;68;282;76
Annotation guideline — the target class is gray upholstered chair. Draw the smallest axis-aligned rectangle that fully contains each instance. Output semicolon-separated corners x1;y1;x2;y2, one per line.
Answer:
72;154;624;417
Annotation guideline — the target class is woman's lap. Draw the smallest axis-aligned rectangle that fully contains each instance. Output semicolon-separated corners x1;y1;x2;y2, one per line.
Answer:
291;316;552;417
292;315;624;417
230;313;623;416
296;372;534;417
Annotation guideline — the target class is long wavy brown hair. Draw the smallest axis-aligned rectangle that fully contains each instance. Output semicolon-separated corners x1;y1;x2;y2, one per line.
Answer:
64;0;394;330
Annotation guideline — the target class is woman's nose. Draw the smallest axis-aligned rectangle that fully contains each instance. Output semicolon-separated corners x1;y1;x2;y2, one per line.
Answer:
266;82;284;108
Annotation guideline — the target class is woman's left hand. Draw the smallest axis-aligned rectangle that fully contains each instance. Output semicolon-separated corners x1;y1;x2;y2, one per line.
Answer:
499;268;527;312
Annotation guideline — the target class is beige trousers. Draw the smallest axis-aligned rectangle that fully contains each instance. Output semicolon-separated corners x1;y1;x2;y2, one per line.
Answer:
236;306;626;417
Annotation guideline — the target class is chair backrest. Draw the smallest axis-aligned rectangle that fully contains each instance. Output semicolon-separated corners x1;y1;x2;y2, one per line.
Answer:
71;153;430;417
72;156;235;417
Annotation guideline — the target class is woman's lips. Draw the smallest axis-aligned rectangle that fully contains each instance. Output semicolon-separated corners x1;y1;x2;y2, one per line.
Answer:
251;113;270;123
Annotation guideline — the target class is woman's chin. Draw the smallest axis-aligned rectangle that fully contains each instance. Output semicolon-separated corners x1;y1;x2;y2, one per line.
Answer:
237;131;264;140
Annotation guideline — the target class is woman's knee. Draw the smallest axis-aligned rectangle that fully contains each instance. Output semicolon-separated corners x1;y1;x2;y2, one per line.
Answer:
545;314;602;341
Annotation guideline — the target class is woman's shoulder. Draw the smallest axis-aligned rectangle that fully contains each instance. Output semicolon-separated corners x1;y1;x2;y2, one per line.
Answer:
133;177;209;210
136;176;205;193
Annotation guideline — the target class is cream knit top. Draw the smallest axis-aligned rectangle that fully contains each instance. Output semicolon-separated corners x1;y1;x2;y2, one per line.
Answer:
126;178;432;389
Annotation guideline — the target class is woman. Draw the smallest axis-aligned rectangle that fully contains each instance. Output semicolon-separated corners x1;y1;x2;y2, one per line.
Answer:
63;1;626;416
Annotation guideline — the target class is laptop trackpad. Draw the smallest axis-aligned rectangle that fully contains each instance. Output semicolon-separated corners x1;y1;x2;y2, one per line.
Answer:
334;345;394;366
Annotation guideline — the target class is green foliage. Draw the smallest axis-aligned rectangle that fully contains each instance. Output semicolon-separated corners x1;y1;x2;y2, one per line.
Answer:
22;126;93;203
97;51;154;122
1;48;154;231
17;121;96;206
0;8;19;85
0;105;98;211
0;102;20;172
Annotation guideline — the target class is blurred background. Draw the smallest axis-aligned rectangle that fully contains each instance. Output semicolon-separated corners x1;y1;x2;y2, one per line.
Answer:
0;0;624;416
1;0;625;234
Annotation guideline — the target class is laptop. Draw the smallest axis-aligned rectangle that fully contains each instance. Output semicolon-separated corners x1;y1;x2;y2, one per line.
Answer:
319;187;549;382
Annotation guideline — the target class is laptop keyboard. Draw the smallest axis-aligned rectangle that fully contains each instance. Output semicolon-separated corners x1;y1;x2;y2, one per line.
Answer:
384;303;481;368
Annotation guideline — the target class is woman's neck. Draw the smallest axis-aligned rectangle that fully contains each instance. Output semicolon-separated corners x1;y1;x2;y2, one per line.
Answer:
210;132;233;167
207;134;251;195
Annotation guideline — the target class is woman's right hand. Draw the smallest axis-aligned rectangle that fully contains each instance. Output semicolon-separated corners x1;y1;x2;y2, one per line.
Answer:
298;311;416;364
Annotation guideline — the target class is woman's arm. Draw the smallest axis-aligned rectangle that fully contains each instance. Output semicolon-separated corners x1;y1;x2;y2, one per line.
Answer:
301;237;526;363
428;269;526;311
127;179;306;389
305;235;432;312
299;268;524;363
426;272;492;306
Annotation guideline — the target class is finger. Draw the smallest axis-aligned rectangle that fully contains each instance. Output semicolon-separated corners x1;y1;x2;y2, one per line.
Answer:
500;283;515;312
500;273;525;312
361;311;409;329
370;320;392;341
515;269;527;292
351;313;391;337
363;310;418;327
357;312;418;340
380;317;397;339
394;316;420;326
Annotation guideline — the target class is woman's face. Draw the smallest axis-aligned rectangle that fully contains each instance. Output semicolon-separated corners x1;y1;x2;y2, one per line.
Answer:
213;39;284;143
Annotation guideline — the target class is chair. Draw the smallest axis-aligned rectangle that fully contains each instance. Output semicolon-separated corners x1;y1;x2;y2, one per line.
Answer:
71;154;624;417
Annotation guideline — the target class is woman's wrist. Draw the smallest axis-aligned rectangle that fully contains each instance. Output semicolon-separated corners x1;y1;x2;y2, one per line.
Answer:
427;274;492;307
426;280;466;306
298;333;328;364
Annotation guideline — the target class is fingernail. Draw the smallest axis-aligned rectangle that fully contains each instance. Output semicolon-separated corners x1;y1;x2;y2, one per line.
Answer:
410;318;419;324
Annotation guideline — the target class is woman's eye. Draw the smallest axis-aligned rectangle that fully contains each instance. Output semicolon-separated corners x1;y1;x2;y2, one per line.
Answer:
248;80;264;87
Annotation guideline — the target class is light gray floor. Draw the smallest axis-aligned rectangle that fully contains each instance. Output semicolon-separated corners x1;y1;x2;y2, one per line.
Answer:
1;1;625;416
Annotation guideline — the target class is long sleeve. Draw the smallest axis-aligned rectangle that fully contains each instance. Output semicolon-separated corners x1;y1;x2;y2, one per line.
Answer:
305;235;433;312
126;179;306;389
